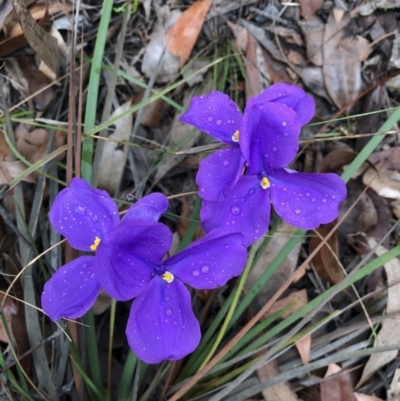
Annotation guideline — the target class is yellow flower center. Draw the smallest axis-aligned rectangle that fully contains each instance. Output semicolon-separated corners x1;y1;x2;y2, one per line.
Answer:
260;177;270;189
232;130;239;142
90;236;101;251
163;271;174;283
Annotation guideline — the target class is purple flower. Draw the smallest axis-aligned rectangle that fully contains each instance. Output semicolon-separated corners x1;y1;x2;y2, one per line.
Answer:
180;92;245;201
41;178;248;363
180;83;347;246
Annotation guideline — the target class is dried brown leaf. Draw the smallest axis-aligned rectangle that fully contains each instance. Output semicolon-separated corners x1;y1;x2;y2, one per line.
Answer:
357;238;400;387
0;294;18;344
322;364;357;401
11;0;64;76
353;393;384;401
323;11;370;109
264;289;308;319
245;220;301;312
93;290;112;315
388;368;400;401
16;126;65;165
97;101;133;196
363;168;400;199
309;222;342;284
165;0;212;66
295;334;311;365
368;147;400;172
257;359;302;401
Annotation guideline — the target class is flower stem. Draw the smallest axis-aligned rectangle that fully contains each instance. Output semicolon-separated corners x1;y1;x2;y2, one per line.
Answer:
107;299;117;401
198;243;258;371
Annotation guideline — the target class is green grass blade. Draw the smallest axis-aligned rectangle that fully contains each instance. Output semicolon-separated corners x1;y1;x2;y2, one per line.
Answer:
81;0;114;181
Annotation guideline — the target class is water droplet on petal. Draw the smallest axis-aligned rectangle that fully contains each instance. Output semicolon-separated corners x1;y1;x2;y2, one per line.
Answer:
165;296;170;301
282;121;287;127
92;214;98;222
311;198;316;203
222;160;230;167
248;189;255;195
90;273;95;278
322;198;327;204
305;192;310;197
272;147;277;152
192;269;200;277
207;116;214;122
82;263;88;269
75;205;87;215
283;132;288;137
230;205;241;215
331;194;336;199
216;119;222;126
165;308;173;316
201;264;210;274
294;208;302;215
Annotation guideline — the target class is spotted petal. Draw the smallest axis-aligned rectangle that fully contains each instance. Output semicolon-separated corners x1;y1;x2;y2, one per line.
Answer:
41;256;100;321
165;228;247;289
126;277;200;364
50;178;120;251
122;193;168;223
200;175;271;247
197;148;245;201
240;101;301;175
269;169;347;229
179;91;242;146
254;83;315;126
95;221;172;301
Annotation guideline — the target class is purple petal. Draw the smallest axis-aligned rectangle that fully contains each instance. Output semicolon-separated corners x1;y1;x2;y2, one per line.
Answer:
240;101;301;175
200;175;271;246
50;178;120;251
254;83;315;126
126;277;200;364
165;228;247;289
269;169;347;229
95;221;172;301
41;256;100;321
197;148;245;201
122;193;168;223
179;91;242;146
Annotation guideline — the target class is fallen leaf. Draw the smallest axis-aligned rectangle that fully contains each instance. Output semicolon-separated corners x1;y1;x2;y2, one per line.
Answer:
245;220;301;312
323;11;370;109
388;368;400;401
0;160;36;184
296;334;312;365
0;294;18;344
15;125;66;165
257;359;302;401
299;0;324;66
368;147;400;172
353;393;384;401
10;0;65;76
264;289;308;319
317;149;357;174
356;238;400;387
363;168;400;199
309;221;342;284
322;364;357;401
97;101;133;196
165;0;212;66
93;290;112;315
141;14;181;83
18;55;55;110
153;80;212;184
339;180;377;237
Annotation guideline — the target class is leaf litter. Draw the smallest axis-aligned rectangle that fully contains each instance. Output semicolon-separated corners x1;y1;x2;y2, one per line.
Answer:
1;0;400;400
